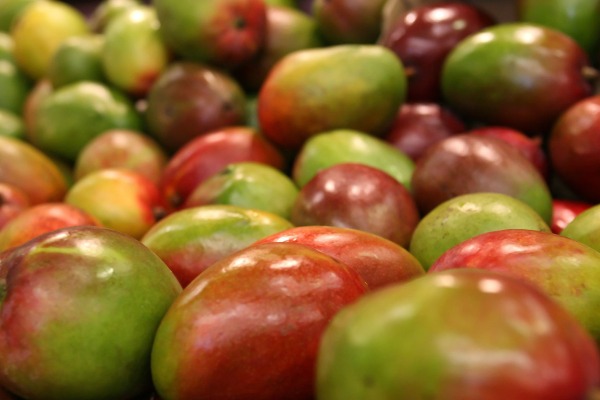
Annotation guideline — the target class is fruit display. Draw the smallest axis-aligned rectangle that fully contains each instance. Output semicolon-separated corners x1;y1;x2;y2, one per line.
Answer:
4;0;600;399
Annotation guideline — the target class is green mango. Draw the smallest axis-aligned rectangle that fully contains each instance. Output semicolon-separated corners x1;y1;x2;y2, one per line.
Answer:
409;192;551;270
101;5;170;97
0;109;24;139
518;0;600;56
0;58;31;114
10;0;90;80
141;205;294;287
88;0;141;32
31;81;142;161
0;32;14;62
561;204;600;253
184;162;299;220
292;129;414;190
0;0;38;32
48;34;105;88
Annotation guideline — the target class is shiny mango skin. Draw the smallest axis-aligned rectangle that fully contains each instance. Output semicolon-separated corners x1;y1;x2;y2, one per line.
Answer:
409;192;551;270
431;228;600;345
316;269;600;400
101;5;170;97
141;204;294;287
561;203;600;253
518;0;600;56
151;242;368;400
0;226;182;400
258;45;407;151
441;22;593;135
292;129;415;190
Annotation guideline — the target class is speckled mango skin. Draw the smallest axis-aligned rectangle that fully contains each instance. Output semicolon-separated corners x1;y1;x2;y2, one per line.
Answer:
0;226;182;400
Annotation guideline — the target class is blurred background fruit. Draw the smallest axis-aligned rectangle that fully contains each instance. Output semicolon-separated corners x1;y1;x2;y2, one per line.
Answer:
10;0;89;79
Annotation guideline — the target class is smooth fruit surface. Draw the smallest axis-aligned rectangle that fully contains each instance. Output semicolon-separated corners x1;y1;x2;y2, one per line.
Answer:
145;62;247;151
64;168;165;239
430;228;600;344
548;95;600;202
0;58;31;114
151;242;367;400
517;0;600;55
379;2;495;101
258;45;407;150
153;0;267;68
552;199;592;234
11;0;89;79
30;81;142;161
316;269;600;400
254;225;425;290
159;126;285;210
141;204;294;287
47;34;105;89
183;161;299;220
0;136;68;205
74;129;168;185
0;226;182;400
312;0;387;44
0;202;99;252
291;163;419;248
561;204;600;254
442;22;593;134
101;5;170;96
411;133;553;223
409;192;551;269
292;129;415;190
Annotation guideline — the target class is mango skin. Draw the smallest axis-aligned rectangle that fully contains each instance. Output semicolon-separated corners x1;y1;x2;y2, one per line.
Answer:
431;228;600;345
411;134;554;225
518;0;600;56
141;204;294;287
151;242;367;400
409;192;551;270
153;0;267;68
316;269;600;400
31;81;142;161
561;204;600;253
441;23;592;135
102;5;170;97
292;129;415;190
183;162;299;220
0;226;182;400
10;0;89;80
0;136;68;204
258;44;407;150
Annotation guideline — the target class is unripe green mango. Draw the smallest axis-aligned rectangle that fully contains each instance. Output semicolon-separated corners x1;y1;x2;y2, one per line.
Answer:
102;5;170;97
518;0;600;56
